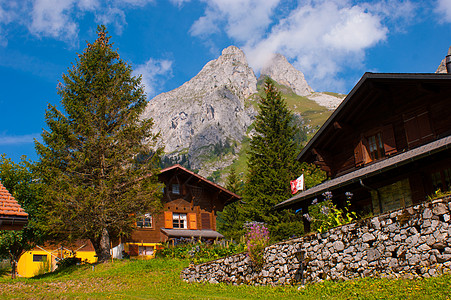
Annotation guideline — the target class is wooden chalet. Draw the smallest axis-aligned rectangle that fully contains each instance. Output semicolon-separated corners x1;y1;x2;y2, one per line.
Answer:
120;164;241;258
0;181;28;230
275;73;451;231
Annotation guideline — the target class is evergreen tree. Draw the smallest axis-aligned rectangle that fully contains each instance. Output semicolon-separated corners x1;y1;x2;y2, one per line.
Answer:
216;167;245;241
243;78;304;241
35;26;163;262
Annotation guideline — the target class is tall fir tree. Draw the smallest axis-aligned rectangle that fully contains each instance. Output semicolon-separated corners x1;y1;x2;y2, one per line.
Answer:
216;167;245;241
35;26;163;262
243;78;304;241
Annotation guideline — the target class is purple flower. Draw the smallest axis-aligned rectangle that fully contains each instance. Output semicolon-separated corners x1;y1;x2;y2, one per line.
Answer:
311;198;318;205
345;192;354;200
303;213;312;222
320;205;330;215
322;191;333;200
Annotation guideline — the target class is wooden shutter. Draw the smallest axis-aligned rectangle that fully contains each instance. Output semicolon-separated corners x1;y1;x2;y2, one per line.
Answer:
404;110;434;148
417;111;434;142
354;139;370;166
129;244;139;256
164;211;173;229
404;114;420;148
382;124;397;155
201;213;211;230
188;213;197;230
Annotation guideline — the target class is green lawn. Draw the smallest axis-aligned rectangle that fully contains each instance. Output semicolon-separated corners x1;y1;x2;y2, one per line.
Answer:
1;258;450;299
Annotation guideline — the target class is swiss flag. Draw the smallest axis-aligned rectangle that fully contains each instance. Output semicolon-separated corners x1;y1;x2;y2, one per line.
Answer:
290;174;304;194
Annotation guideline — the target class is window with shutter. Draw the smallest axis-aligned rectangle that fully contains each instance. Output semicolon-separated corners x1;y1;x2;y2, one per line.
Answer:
172;213;187;229
367;133;385;160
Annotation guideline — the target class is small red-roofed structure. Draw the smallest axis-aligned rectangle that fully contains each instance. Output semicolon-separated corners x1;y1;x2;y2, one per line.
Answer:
0;182;28;230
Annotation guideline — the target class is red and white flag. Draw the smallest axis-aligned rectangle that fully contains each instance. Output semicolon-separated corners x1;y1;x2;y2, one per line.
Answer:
290;174;304;194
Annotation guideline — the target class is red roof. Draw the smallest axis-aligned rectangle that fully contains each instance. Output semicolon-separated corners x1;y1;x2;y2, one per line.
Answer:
0;181;28;217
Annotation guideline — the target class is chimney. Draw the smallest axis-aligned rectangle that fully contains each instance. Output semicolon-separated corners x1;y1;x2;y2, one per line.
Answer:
446;46;451;73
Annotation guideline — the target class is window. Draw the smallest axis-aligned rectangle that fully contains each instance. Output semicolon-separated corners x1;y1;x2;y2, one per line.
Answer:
138;245;154;256
431;168;451;192
371;179;412;214
354;125;397;167
136;213;152;228
172;183;180;194
172;213;187;229
33;254;47;262
367;133;385;160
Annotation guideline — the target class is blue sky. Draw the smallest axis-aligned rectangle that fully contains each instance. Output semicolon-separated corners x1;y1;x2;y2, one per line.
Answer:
1;0;451;163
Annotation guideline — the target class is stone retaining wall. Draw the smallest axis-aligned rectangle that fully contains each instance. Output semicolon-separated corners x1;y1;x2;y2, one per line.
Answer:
181;196;451;285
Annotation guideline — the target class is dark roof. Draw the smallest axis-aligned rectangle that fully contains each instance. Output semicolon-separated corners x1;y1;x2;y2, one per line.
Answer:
159;164;242;203
160;228;224;239
276;135;451;210
297;72;451;162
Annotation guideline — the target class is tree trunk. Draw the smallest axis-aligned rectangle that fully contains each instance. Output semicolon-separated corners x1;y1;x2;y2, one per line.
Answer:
10;255;17;279
92;228;111;263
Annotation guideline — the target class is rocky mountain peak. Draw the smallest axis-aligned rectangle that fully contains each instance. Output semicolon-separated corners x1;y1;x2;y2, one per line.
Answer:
141;46;258;174
436;46;451;74
141;45;344;178
261;53;314;96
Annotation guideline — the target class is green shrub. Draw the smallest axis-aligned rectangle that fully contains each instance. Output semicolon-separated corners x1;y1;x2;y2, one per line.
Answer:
308;192;357;233
56;256;81;271
156;239;245;264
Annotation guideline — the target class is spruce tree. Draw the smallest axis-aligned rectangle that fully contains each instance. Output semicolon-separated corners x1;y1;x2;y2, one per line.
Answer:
243;78;304;241
35;26;163;262
217;167;245;241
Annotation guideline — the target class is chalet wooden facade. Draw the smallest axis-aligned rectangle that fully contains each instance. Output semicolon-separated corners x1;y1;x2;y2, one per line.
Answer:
121;164;241;258
276;73;451;230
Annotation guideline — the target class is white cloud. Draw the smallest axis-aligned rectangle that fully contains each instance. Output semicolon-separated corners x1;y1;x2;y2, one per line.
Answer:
0;0;25;46
0;0;154;46
436;0;451;22
0;133;40;145
29;0;79;43
242;1;388;91
191;0;419;92
133;58;173;98
190;0;280;44
169;0;191;7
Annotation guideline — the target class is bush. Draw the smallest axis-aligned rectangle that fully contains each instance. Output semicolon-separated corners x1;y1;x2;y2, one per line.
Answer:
308;192;357;233
156;239;245;264
56;256;81;271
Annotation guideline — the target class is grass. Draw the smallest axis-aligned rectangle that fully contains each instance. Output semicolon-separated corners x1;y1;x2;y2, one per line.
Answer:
1;258;450;299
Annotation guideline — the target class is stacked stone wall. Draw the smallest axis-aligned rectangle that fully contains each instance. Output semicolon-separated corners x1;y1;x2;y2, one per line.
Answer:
181;197;451;285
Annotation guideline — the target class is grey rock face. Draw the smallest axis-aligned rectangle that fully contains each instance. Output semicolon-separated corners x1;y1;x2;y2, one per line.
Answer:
142;46;344;176
142;46;257;173
435;46;451;74
261;53;313;96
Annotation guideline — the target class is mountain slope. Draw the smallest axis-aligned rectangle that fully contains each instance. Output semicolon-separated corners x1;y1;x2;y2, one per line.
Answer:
142;46;344;181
